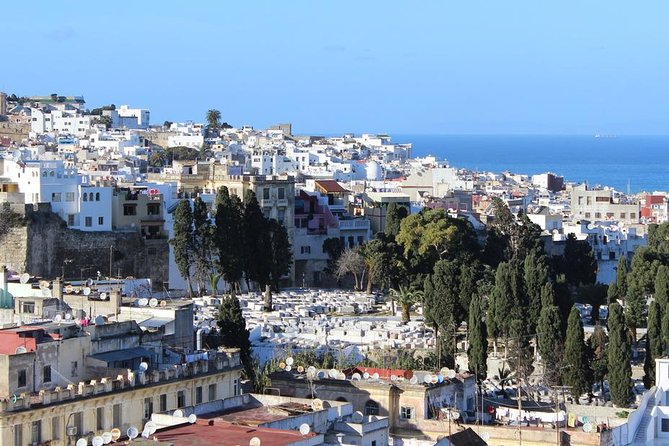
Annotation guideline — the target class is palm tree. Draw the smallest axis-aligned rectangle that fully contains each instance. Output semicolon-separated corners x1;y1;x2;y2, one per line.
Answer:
496;365;514;398
390;286;424;324
206;109;221;130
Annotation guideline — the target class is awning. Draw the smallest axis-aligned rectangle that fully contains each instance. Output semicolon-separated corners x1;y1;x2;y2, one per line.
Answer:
89;346;153;363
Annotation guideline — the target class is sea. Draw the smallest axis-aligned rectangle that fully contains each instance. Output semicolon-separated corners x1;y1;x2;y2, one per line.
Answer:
391;134;669;194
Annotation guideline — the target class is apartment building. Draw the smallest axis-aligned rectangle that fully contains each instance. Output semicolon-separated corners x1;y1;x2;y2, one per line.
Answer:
570;184;640;225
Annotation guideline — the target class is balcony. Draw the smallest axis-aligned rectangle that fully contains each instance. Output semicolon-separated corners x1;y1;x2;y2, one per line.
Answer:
339;219;371;230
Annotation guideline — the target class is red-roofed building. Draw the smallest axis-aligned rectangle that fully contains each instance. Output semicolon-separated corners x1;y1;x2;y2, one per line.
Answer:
641;194;668;223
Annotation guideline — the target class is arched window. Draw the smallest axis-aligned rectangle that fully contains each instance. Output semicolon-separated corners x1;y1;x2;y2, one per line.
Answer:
49;171;55;177
89;192;94;201
83;193;87;202
364;400;379;416
95;192;100;201
42;170;47;177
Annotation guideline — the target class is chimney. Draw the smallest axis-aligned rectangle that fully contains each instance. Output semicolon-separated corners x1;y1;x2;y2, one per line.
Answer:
53;276;63;301
110;287;121;318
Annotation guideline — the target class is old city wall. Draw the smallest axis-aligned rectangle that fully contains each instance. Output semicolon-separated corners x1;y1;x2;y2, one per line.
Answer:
0;205;168;286
0;121;30;143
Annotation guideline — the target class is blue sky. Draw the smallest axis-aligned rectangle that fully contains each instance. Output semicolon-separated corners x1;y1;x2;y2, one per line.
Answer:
3;1;669;134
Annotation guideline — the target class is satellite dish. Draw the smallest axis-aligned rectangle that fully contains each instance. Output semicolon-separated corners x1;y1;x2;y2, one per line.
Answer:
279;362;286;370
352;373;362;381
173;409;184;418
447;369;456;379
437;374;444;383
95;315;105;326
317;370;326;379
141;429;150;439
76;439;88;446
307;366;317;375
19;273;30;284
583;422;593;433
83;287;91;296
250;437;262;446
127;427;139;440
39;280;50;290
100;292;108;300
372;372;380;380
440;367;449;376
299;423;311;435
363;372;370;380
102;432;113;444
329;369;338;379
160;300;167;307
54;314;63;323
74;287;81;294
297;365;305;373
144;421;158;435
188;414;197;424
15;346;27;354
110;428;122;441
285;365;292;372
92;436;104;446
285;357;294;366
390;375;398;382
311;399;323;410
352;411;364;423
452;411;460;420
410;376;418;385
86;278;94;287
139;362;149;372
431;375;438;384
65;313;72;320
149;298;158;307
423;375;432;384
65;284;74;294
138;298;149;306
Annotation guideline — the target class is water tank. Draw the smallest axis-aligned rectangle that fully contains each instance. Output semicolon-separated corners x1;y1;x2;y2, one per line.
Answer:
366;161;382;181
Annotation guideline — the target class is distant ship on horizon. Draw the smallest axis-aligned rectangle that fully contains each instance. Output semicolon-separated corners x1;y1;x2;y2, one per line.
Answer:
594;134;618;138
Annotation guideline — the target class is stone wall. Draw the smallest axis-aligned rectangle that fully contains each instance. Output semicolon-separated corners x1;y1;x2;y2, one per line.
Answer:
0;121;30;143
0;204;168;286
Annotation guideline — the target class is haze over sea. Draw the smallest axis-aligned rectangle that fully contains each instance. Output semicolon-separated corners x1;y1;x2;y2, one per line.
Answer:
392;134;669;194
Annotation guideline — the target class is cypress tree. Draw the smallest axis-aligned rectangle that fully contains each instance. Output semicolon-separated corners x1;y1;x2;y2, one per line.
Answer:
192;196;213;294
563;307;593;400
644;301;663;388
216;295;253;378
242;190;272;301
524;249;548;333
467;294;488;381
537;304;564;384
214;187;245;295
663;303;669;352
588;323;608;397
171;200;194;296
607;302;632;407
655;265;669;313
459;262;480;323
616;255;628;299
541;282;557;306
625;280;645;343
385;202;407;238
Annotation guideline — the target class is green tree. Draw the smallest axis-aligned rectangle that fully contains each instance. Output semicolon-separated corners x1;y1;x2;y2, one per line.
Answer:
467;294;488;381
458;262;481;321
663;302;669;352
625;278;646;343
655;265;669;313
508;318;534;380
537;304;564;385
192;197;214;295
266;218;293;299
607;302;633;407
563;307;593;400
216;295;253;378
588;323;608;398
385;202;408;238
488;261;527;356
390;285;423;323
644;301;663;388
170;200;194;296
361;238;387;293
524;248;549;332
615;255;629;300
323;237;344;276
648;222;669;253
214;186;245;294
578;284;608;323
206;109;222;130
560;233;597;287
242;191;271;296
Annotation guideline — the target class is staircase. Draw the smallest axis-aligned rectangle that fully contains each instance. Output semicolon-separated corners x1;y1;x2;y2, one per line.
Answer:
633;395;656;443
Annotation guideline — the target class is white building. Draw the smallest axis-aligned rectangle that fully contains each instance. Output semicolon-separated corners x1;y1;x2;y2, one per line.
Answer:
107;104;150;129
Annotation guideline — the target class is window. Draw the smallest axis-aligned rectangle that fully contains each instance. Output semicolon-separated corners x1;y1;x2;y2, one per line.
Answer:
73;412;83;438
144;397;153;420
147;203;161;215
301;246;311;254
97;407;105;430
52;416;60;440
662;418;669;432
68;214;75;226
85;217;92;227
348;236;354;248
160;393;167;412
66;192;75;202
123;204;137;216
32;420;41;444
51;192;61;202
14;424;22;446
43;365;52;383
620;212;626;219
96;192;100;201
196;386;203;404
263;188;270;200
89;193;94;201
631;213;637;219
177;390;186;408
233;379;239;396
584;212;591;218
365;400;380;416
113;404;122;427
99;217;104;225
83;193;88;202
71;361;78;377
278;187;285;199
595;212;601;219
21;301;35;314
208;384;217;401
400;406;414;420
18;369;27;388
357;236;364;245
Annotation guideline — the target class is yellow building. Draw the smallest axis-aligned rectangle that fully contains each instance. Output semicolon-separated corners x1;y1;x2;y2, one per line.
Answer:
0;348;242;446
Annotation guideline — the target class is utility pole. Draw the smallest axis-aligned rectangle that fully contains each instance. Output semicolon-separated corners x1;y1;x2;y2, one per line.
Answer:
109;245;113;279
517;377;522;445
